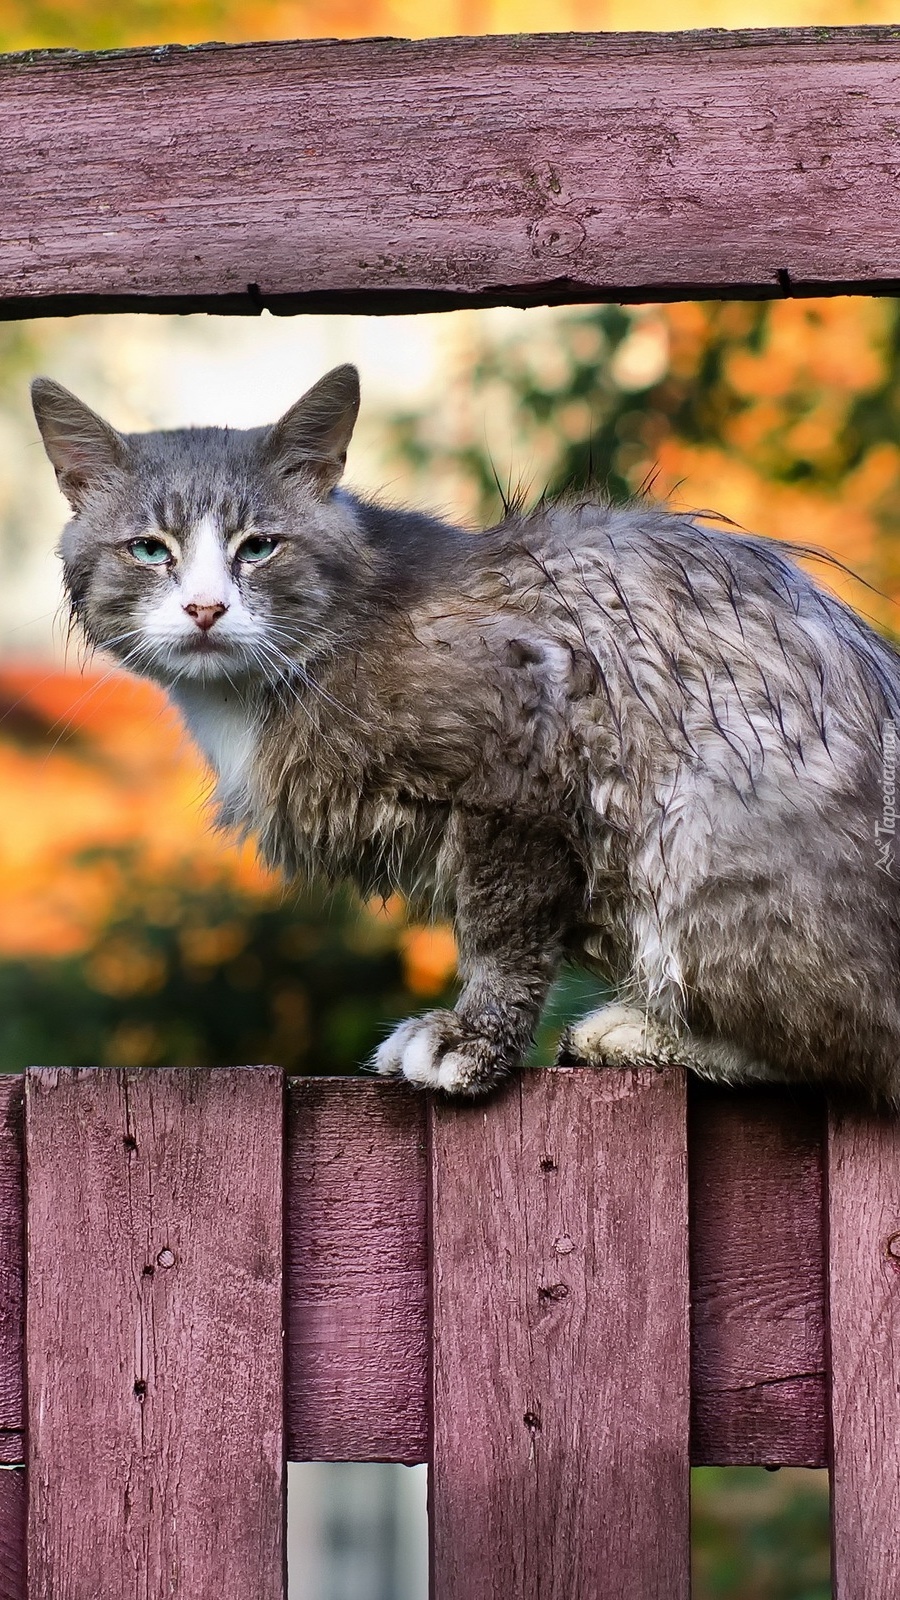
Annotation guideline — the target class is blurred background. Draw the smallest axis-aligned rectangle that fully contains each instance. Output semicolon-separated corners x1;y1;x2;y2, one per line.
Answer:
3;0;892;1592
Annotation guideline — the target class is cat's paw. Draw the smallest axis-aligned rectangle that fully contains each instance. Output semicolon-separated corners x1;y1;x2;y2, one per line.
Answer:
373;1010;511;1097
559;1003;682;1069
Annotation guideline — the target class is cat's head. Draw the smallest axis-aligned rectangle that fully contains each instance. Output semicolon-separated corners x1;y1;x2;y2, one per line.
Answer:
32;365;362;685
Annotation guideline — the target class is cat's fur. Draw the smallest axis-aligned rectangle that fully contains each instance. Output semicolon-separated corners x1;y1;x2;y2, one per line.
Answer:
32;365;900;1101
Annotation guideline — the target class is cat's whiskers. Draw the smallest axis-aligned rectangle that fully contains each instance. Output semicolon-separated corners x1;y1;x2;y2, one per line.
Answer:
257;635;365;728
246;639;337;743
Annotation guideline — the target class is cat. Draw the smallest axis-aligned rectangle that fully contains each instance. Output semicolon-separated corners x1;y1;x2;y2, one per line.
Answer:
31;364;900;1102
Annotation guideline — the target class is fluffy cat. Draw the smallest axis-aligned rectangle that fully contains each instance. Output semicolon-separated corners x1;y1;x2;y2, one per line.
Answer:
31;365;900;1102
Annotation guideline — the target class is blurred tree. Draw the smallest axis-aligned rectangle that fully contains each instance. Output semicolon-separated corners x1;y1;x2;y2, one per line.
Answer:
376;296;900;631
0;864;448;1074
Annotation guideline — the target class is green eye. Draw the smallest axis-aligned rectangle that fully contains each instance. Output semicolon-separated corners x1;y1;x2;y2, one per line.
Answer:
237;535;279;565
129;537;171;566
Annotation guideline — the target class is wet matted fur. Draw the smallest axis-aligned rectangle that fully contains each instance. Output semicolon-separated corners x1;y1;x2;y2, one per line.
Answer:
32;365;900;1101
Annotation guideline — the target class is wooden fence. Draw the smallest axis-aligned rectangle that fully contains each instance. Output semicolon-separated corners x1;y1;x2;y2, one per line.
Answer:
2;19;900;1597
0;1065;896;1596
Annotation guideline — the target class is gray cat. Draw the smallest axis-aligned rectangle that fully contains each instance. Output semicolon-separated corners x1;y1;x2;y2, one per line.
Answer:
31;364;900;1102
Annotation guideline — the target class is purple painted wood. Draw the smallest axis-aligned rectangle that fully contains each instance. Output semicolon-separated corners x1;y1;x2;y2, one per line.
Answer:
1;29;900;317
0;1078;24;1600
429;1067;690;1600
0;1476;24;1600
285;1077;428;1462
827;1103;900;1598
3;1068;833;1486
25;1067;284;1600
689;1085;827;1466
281;1075;827;1468
0;1081;23;1470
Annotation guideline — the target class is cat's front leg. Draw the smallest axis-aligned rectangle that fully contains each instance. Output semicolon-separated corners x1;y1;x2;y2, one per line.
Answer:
374;813;581;1097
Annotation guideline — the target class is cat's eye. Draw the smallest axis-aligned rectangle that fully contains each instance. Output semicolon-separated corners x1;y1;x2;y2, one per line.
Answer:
128;537;171;566
237;535;280;565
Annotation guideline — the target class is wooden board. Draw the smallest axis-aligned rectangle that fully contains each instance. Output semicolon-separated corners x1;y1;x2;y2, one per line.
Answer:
285;1077;428;1462
827;1103;900;1599
690;1085;827;1466
25;1067;284;1600
1;28;900;317
0;1475;24;1600
0;1082;23;1471
281;1075;827;1468
0;1079;24;1600
0;1069;834;1487
429;1067;690;1600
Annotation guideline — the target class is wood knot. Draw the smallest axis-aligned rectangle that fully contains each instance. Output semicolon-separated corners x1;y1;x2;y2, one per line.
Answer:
538;1282;569;1304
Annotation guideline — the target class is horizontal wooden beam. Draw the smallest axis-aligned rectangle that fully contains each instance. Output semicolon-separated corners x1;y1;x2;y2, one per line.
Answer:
1;28;900;318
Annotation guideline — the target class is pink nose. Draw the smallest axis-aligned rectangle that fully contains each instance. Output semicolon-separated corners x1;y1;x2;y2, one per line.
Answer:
184;602;227;633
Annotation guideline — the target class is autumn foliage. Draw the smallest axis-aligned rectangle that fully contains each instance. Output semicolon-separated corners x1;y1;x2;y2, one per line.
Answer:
0;666;457;1070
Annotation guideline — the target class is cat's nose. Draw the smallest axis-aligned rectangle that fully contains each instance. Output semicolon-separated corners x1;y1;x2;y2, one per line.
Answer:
184;602;228;632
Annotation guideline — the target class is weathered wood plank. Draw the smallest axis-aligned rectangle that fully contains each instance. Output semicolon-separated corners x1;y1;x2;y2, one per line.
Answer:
285;1077;428;1462
281;1074;826;1468
430;1066;690;1600
690;1084;827;1466
0;1474;25;1600
1;28;900;316
26;1067;284;1600
827;1103;900;1599
0;1079;24;1600
0;1082;23;1472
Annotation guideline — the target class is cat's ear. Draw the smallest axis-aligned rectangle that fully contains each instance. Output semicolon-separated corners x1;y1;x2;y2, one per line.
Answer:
31;379;127;511
263;364;360;493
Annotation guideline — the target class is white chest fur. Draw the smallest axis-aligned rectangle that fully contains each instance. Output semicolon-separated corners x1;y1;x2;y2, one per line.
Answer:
171;681;257;808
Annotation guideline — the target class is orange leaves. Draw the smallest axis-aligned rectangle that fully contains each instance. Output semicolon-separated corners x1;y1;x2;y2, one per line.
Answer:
725;301;884;402
2;0;895;56
0;666;276;960
400;924;458;995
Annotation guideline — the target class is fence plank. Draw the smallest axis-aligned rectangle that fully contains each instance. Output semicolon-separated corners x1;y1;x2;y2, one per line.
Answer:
26;1066;284;1600
0;1079;23;1471
0;1475;24;1600
285;1077;428;1462
690;1085;827;1465
0;1078;24;1600
430;1066;690;1600
827;1103;900;1599
1;28;900;318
